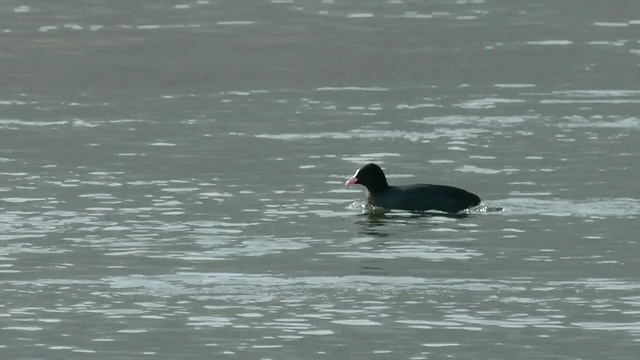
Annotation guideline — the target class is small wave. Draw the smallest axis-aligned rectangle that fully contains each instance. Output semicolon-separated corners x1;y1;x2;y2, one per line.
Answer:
316;86;389;92
344;198;638;218
560;117;640;130
255;128;485;141
490;198;640;217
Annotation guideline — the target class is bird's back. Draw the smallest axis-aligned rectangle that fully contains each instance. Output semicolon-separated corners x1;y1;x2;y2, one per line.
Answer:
369;184;481;213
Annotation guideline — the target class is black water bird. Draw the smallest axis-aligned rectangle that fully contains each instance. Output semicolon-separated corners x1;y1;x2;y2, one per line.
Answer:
345;163;481;213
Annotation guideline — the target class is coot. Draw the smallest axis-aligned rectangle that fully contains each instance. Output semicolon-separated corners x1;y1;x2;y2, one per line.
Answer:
345;163;481;213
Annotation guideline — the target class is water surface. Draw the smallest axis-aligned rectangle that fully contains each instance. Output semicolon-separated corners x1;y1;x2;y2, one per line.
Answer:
1;1;639;359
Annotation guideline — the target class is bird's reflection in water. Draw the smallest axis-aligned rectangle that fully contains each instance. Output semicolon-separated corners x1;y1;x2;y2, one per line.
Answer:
358;261;387;276
352;208;478;276
356;208;391;237
356;208;472;238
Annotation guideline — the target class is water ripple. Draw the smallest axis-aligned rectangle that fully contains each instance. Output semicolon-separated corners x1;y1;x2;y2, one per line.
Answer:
493;198;640;217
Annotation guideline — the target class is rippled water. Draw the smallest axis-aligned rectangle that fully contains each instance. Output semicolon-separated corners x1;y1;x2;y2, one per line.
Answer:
2;1;640;359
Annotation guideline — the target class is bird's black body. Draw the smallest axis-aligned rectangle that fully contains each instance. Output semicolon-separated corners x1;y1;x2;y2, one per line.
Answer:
345;163;481;213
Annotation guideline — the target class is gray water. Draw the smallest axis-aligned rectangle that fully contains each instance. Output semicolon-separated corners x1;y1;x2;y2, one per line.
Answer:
2;1;640;359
